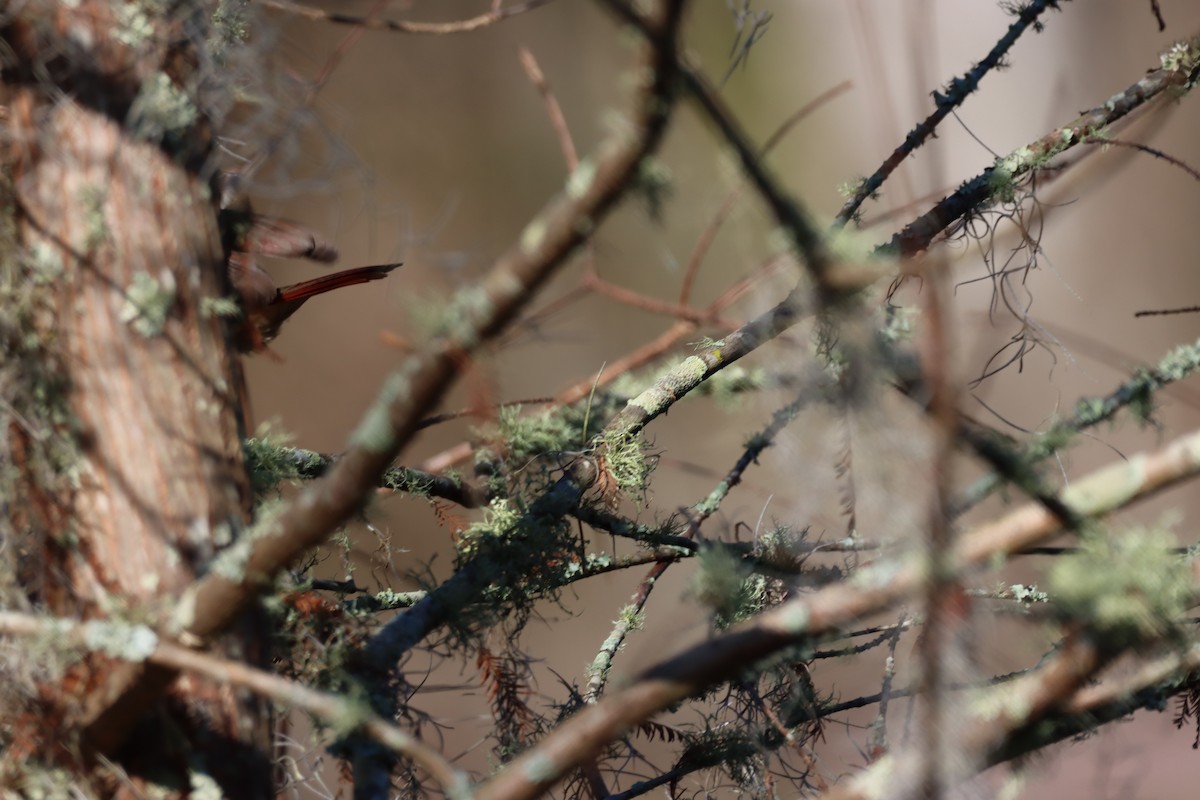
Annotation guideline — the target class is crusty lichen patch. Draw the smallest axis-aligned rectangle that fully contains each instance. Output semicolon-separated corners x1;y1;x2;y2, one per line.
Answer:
120;270;177;337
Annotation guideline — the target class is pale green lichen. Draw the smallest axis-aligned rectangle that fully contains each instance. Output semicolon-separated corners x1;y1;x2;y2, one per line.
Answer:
188;769;224;800
520;219;547;256
120;270;176;337
127;72;198;144
208;536;252;583
970;680;1031;725
367;588;426;611
1161;40;1200;77
210;0;251;61
837;177;868;200
199;295;241;319
27;240;65;283
114;2;154;47
596;428;651;499
772;600;812;642
666;355;708;392
418;284;492;346
1049;526;1192;646
826;223;876;263
626;356;707;416
626;386;667;415
1072;396;1107;425
879;305;916;344
204;501;283;586
457;498;521;552
80;619;158;661
989;146;1035;202
1059;457;1144;516
243;424;311;495
690;545;766;629
617;603;644;631
566;158;597;200
521;751;561;784
497;403;592;460
327;695;374;738
1008;583;1049;606
349;370;412;454
989;136;1074;203
1156;337;1200;381
633;156;672;221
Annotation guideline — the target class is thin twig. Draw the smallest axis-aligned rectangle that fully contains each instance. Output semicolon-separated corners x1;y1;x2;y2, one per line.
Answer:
885;31;1200;257
262;0;556;35
835;0;1068;227
678;80;851;305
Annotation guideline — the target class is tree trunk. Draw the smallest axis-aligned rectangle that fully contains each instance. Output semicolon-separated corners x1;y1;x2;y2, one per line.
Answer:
2;2;270;796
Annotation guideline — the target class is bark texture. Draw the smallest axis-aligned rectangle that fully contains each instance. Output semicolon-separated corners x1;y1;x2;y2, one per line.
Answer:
2;2;269;796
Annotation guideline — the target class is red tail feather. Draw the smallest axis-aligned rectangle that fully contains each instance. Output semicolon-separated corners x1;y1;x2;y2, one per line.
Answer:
276;263;402;303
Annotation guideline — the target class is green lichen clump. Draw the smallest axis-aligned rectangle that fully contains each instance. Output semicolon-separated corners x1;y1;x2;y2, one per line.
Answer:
210;0;251;60
497;404;592;464
690;545;767;630
449;496;579;634
120;270;177;338
127;72;199;146
242;426;311;495
595;427;654;503
1049;526;1192;647
1161;39;1200;83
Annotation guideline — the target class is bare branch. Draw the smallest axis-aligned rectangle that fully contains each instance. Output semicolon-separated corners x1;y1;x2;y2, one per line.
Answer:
262;0;557;35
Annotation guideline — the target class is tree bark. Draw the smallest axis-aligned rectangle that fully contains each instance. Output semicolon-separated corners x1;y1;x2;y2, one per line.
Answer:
2;2;270;796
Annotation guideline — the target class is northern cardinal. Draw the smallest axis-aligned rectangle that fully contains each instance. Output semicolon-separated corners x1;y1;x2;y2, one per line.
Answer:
221;208;400;353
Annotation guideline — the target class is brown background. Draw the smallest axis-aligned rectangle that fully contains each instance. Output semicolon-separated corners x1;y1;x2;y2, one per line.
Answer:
237;1;1200;796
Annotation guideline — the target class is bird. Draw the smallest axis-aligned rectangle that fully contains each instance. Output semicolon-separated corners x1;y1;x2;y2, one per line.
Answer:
221;208;400;353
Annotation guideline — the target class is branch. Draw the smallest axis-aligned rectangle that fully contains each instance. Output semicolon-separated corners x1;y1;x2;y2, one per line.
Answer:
261;0;556;34
0;612;471;799
835;0;1068;226
991;640;1200;763
953;336;1200;515
247;441;493;508
476;426;1200;800
823;629;1109;800
885;32;1200;256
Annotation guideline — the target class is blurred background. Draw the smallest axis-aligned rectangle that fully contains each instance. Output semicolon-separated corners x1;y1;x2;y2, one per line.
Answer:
229;1;1200;796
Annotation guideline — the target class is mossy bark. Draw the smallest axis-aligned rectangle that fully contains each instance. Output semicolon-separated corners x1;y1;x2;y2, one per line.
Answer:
2;2;270;796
